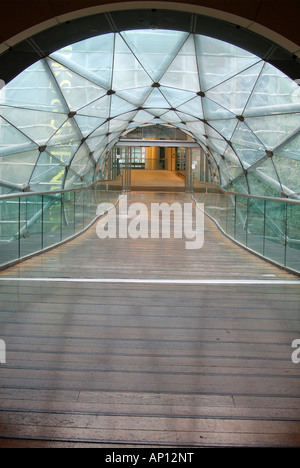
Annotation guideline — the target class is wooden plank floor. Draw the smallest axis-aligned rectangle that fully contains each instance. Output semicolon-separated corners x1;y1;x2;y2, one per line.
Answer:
0;192;299;448
131;170;185;191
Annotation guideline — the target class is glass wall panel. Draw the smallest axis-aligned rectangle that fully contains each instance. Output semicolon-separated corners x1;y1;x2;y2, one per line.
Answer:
273;154;300;195
195;34;260;91
0;28;298;237
0;107;68;146
264;200;286;266
0;117;37;156
235;196;248;244
275;131;300;162
62;191;75;239
247;198;265;255
121;30;188;82
245;114;300;150
0;198;20;265
0;150;39;185
244;62;300;116
206;62;264;115
19;196;43;258
160;36;200;91
30;152;66;191
286;203;300;271
48;59;108;111
0;59;68;113
113;34;152;91
176;96;204;119
51;33;115;89
42;194;62;248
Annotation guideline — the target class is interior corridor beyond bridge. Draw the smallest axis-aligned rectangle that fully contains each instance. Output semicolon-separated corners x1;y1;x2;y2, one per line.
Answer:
0;192;299;448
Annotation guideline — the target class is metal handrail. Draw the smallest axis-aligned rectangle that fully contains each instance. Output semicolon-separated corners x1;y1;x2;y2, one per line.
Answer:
0;174;124;201
193;181;300;205
0;173;299;204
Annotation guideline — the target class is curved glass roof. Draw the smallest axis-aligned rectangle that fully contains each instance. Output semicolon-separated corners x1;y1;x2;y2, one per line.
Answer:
0;29;299;197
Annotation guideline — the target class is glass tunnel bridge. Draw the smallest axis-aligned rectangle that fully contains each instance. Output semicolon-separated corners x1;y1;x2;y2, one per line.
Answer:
0;26;299;448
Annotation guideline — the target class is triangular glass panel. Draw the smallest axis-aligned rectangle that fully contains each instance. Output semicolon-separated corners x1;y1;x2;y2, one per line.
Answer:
47;118;83;146
231;176;249;195
207;119;237;141
77;95;110;118
133;110;155;123
177;96;204;119
47;59;107;111
245;113;300;150
116;87;151;106
272;153;300;193
143;88;170;109
121;30;188;82
231;143;266;167
108;118;129;133
69;143;92;176
159;111;182;123
145;108;169;118
274;131;300;162
64;168;85;189
30;151;66;190
85;134;107;153
208;148;223;165
93;145;108;164
0;116;38;156
206;62;264;114
0;59;68;113
195;34;261;91
218;159;231;187
0;149;39;185
223;144;242;167
248;156;281;188
185;120;205;137
51;33;115;89
0;106;68;145
244;62;300;117
74;115;106;137
176;111;200;122
123;121;141;132
88;122;109;139
207;137;228;155
110;94;137;117
160;35;200;92
112;34;153;91
231;122;266;150
107;132;120;145
202;97;236;120
114;111;137;122
47;141;82;165
247;172;281;197
160;87;196;108
220;157;244;182
206;124;227;141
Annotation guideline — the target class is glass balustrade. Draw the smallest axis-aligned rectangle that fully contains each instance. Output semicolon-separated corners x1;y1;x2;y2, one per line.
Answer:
0;180;122;268
194;185;300;274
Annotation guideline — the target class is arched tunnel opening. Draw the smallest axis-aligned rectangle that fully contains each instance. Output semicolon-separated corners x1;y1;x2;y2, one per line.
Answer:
0;6;299;449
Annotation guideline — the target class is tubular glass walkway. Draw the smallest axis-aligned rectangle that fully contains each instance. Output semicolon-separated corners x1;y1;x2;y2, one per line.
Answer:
0;192;299;448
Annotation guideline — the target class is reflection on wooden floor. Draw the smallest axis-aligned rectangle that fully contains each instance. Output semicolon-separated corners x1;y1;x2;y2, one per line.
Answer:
0;193;299;448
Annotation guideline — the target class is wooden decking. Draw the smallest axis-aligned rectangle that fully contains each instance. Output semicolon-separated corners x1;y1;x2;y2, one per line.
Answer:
0;192;299;447
131;170;185;191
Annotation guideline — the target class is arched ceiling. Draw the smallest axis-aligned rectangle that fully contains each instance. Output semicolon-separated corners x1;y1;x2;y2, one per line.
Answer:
0;4;300;86
0;29;299;198
1;1;300;54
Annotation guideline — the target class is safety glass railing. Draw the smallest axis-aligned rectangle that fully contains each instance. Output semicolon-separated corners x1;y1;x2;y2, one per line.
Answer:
0;177;123;269
193;186;300;274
